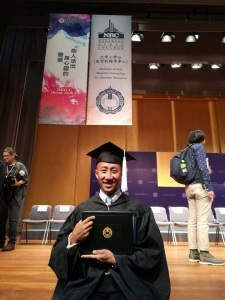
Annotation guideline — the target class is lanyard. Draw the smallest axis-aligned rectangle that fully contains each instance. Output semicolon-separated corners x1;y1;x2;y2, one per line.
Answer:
6;165;15;178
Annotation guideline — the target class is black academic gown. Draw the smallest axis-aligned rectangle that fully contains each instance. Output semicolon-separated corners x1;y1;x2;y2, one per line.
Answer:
49;194;171;300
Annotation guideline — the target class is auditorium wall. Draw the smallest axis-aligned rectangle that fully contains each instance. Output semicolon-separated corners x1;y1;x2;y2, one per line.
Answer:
23;94;225;218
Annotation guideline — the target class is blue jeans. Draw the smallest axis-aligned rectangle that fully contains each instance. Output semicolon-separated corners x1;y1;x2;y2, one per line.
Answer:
0;198;21;243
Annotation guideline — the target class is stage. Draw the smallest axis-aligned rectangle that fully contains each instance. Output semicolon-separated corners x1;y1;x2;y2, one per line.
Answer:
0;241;224;300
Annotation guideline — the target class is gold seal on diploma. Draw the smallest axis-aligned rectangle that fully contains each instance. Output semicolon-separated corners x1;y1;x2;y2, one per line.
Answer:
103;227;113;238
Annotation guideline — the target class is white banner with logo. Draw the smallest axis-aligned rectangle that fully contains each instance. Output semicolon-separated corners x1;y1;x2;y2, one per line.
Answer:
39;14;90;125
86;15;132;125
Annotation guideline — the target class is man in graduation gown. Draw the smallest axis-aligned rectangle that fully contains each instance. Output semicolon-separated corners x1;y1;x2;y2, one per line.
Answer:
49;142;171;300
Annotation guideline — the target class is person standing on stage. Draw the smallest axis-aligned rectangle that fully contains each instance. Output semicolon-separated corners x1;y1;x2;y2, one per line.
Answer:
0;147;29;251
186;130;225;265
0;159;4;195
49;142;170;300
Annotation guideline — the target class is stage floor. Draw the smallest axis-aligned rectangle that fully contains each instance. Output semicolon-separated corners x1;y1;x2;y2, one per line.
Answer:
0;241;225;300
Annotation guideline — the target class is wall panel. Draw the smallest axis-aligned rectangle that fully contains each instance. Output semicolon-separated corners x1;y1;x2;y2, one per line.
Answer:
24;125;79;217
126;99;139;151
215;101;225;153
135;98;174;151
24;95;225;216
174;100;214;152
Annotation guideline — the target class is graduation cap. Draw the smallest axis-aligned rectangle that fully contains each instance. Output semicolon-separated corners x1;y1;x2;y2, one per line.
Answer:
87;142;136;192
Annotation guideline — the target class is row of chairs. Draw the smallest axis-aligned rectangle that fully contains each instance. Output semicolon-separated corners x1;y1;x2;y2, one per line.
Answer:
19;204;225;246
19;205;75;244
151;206;225;246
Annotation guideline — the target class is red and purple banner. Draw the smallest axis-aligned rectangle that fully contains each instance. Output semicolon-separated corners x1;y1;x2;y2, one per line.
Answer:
39;14;90;124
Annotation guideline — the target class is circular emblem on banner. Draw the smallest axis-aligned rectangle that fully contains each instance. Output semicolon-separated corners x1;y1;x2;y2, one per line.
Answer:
103;226;113;238
59;18;64;23
96;86;124;114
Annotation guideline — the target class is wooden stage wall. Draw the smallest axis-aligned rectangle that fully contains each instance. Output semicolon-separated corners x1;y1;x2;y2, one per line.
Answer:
23;94;225;218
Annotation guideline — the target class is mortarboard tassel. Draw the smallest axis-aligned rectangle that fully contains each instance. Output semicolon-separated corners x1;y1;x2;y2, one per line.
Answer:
121;150;128;192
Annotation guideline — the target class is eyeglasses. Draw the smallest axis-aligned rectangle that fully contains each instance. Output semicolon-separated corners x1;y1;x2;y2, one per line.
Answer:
3;154;12;158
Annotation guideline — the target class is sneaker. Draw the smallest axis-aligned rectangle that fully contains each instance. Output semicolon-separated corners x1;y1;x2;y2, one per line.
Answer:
199;251;225;266
189;249;200;262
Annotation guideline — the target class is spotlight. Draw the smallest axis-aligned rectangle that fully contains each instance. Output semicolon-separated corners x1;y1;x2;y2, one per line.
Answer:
186;32;199;42
149;63;160;69
161;32;175;42
191;63;202;69
171;63;181;68
131;31;144;42
211;64;222;69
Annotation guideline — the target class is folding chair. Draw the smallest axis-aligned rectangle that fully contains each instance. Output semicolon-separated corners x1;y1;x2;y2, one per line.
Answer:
19;205;52;244
151;206;177;246
214;207;225;246
208;209;224;245
168;206;189;244
46;205;75;243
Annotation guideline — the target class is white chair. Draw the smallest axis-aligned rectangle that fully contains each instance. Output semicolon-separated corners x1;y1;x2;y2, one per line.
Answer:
208;209;224;245
214;207;225;246
151;206;177;246
20;205;52;244
168;206;189;244
46;205;75;243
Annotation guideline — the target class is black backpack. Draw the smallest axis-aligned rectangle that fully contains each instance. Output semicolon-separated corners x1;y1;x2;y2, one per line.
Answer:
170;145;205;188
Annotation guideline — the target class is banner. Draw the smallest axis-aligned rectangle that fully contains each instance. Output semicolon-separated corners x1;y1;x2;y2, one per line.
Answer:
39;14;90;125
86;15;132;125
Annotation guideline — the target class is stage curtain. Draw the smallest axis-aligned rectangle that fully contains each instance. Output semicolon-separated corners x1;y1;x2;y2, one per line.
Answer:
0;27;46;222
0;27;46;171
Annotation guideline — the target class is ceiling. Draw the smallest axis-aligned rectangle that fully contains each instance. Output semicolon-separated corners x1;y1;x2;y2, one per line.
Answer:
2;0;225;95
2;0;225;32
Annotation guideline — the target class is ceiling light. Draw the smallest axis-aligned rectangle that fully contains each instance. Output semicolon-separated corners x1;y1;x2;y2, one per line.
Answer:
171;63;181;68
149;63;160;69
191;63;202;69
186;32;199;42
131;31;144;42
211;64;222;69
161;32;175;42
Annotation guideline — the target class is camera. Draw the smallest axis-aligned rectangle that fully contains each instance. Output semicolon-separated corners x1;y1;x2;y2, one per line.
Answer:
6;174;16;186
5;170;25;186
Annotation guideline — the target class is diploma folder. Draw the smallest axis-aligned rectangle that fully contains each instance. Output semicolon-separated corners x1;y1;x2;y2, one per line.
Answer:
80;211;135;255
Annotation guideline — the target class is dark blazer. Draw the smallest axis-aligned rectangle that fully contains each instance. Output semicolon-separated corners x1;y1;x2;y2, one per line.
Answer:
0;161;4;195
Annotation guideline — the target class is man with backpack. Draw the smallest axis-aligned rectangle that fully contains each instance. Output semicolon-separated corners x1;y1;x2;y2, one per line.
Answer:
185;129;225;265
0;147;29;251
